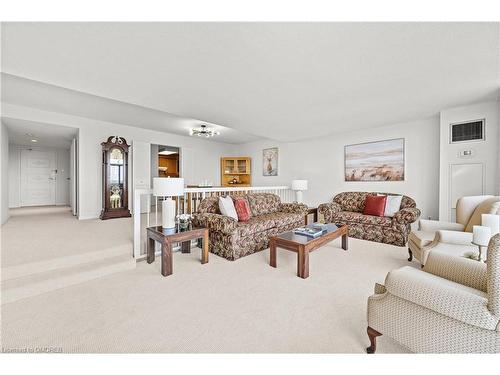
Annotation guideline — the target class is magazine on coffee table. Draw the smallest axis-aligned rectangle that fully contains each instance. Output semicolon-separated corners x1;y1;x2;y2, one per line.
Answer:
293;226;327;238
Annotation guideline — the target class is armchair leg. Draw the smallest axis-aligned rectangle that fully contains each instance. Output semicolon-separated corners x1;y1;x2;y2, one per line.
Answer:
366;326;382;354
407;248;413;262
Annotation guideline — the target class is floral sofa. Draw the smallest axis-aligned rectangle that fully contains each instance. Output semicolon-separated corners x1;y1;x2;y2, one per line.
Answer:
317;192;420;247
193;193;308;260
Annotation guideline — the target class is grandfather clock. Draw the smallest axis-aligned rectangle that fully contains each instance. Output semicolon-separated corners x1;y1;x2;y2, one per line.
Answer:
100;136;132;220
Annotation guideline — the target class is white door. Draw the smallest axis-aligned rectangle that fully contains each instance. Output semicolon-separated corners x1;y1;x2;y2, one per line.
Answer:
70;139;77;215
450;163;484;221
20;150;57;206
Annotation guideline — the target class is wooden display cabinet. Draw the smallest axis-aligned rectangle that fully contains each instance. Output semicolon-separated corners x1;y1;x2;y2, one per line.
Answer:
158;154;179;177
220;157;251;187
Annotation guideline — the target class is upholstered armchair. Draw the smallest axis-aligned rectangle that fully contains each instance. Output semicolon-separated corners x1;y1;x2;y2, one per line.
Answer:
408;195;500;265
366;233;500;353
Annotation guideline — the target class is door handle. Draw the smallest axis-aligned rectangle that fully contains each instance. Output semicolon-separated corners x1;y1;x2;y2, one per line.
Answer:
48;177;55;180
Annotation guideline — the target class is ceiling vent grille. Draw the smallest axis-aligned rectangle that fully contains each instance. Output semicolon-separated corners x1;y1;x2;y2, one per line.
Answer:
450;119;485;143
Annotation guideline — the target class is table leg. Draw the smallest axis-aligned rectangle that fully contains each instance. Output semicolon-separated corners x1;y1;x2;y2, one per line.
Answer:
201;231;209;264
181;241;191;253
270;239;277;268
297;246;309;279
342;232;348;251
161;241;173;277
147;237;155;264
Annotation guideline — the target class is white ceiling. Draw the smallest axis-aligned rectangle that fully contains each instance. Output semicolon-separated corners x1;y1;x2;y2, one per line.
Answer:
1;74;259;144
2;22;500;142
2;117;78;149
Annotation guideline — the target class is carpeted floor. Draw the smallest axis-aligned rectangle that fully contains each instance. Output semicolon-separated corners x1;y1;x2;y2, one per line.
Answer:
1;231;414;353
1;207;133;267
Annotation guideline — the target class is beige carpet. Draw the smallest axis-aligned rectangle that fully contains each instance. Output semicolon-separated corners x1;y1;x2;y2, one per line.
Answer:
1;207;133;267
1;233;414;353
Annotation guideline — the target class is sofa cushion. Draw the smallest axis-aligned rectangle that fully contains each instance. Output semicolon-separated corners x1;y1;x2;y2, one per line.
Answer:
364;195;387;217
464;197;500;232
197;196;221;214
336;211;393;227
246;193;281;216
236;215;276;237
233;197;252;221
268;212;304;228
219;196;238;220
333;192;374;212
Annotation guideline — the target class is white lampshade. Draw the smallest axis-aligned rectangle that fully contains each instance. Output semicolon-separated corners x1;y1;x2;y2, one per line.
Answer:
153;177;184;197
291;180;308;191
472;225;491;247
482;214;500;236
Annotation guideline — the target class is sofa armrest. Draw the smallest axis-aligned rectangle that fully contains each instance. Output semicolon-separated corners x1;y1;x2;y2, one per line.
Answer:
435;230;473;246
419;219;465;232
317;202;342;223
393;207;421;225
279;202;309;215
424;251;487;292
192;213;237;235
385;266;497;330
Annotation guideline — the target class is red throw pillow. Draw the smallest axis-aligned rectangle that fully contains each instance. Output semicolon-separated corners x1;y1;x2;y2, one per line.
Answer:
364;195;387;217
233;197;252;222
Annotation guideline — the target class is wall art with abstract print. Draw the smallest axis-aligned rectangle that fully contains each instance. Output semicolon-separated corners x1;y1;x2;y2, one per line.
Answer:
345;138;405;181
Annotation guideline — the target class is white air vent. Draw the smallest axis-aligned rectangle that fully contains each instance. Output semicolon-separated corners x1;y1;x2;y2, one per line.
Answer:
450;119;485;143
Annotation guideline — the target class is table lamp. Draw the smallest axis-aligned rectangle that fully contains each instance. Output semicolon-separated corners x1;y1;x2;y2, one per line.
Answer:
153;177;185;229
472;225;491;262
482;214;500;236
291;180;308;203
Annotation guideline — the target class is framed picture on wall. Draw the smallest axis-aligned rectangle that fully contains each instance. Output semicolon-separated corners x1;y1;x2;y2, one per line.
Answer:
262;147;278;176
344;138;405;181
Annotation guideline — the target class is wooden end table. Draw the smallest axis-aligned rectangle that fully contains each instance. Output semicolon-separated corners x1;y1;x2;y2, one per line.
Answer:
146;226;209;277
305;207;318;225
270;224;348;279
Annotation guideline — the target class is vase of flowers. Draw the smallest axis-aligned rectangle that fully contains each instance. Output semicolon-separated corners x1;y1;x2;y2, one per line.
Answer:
176;213;192;231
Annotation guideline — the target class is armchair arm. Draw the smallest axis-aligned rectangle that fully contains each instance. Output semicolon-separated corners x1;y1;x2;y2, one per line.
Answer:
435;230;473;246
279;202;309;215
419;219;465;232
385;266;498;330
317;202;342;223
393;207;421;225
192;213;237;235
424;251;487;292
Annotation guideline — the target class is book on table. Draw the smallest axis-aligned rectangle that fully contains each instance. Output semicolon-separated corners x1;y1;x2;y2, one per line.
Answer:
293;226;327;238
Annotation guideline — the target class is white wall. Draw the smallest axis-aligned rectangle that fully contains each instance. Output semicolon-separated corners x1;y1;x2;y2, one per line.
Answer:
8;144;71;208
497;99;500;195
0;122;10;225
439;101;499;220
3;104;236;219
238;116;441;220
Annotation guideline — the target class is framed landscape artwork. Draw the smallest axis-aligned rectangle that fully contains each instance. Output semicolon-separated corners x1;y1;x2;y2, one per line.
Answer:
262;147;278;176
345;138;405;181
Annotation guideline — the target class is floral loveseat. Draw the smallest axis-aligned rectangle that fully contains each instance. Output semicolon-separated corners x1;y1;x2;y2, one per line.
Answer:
318;192;420;247
193;193;308;260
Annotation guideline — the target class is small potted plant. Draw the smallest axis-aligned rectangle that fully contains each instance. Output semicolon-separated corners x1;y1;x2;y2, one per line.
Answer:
176;213;193;231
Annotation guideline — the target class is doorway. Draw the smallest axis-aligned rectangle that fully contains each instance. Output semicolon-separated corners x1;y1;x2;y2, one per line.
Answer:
3;118;78;214
151;145;181;184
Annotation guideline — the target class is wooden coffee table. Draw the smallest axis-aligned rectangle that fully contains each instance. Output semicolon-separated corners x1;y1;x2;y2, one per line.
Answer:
269;224;348;279
146;225;209;277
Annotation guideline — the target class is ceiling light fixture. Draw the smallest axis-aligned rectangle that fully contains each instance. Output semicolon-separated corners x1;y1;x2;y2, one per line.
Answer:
31;139;38;143
189;124;220;138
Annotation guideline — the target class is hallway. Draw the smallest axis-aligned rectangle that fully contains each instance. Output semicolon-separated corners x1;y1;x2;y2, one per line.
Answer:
1;206;132;268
